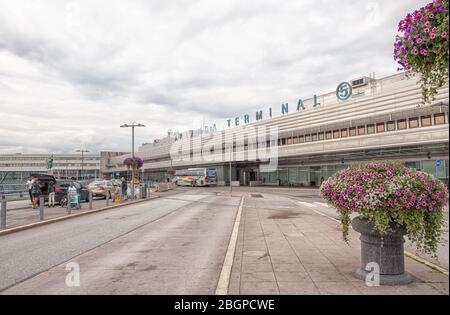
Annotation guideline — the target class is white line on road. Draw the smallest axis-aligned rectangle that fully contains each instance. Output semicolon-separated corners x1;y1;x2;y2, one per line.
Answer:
300;199;449;276
314;202;330;207
297;201;317;208
215;196;245;295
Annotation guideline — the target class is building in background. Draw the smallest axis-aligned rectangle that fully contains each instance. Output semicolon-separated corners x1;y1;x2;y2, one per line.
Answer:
0;153;101;194
100;151;130;179
102;72;449;187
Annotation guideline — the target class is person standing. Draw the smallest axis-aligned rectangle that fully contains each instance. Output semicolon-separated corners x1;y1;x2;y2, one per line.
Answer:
26;177;34;203
121;177;128;201
48;180;56;208
30;179;42;209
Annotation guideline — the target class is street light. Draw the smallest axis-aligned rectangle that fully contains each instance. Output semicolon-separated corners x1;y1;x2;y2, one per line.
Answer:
121;122;146;199
76;149;90;180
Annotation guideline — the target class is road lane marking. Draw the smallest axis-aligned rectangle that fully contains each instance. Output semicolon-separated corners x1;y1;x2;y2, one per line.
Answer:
297;201;317;208
298;199;449;276
314;202;329;207
215;196;244;295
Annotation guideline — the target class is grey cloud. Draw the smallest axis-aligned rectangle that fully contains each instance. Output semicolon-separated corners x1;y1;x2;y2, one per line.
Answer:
0;0;431;153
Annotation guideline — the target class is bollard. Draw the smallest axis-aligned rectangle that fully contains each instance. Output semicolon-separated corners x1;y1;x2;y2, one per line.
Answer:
119;183;123;203
67;193;72;215
106;190;110;207
89;191;93;210
1;200;6;229
131;185;135;201
39;196;44;221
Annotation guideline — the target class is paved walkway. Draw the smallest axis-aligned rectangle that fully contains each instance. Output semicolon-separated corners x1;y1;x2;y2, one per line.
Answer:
228;193;449;295
1;194;160;231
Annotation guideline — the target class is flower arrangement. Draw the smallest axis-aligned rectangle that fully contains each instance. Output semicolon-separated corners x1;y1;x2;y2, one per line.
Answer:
123;157;144;169
320;161;448;255
394;0;449;103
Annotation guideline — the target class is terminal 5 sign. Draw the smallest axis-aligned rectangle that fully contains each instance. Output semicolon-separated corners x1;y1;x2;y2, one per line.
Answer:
226;82;353;128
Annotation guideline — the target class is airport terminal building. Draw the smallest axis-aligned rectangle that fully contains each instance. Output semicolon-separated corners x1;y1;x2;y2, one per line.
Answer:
102;72;449;187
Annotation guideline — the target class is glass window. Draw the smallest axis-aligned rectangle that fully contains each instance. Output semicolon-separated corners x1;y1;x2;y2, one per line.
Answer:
398;119;407;130
312;134;318;141
299;135;304;143
287;138;293;145
325;131;332;140
367;124;375;134
376;123;385;133
349;127;356;136
293;137;299;144
318;132;324;140
341;128;348;137
421;115;432;127
409;117;419;128
387;121;395;131
305;134;311;142
434;113;446;125
357;126;366;135
281;138;286;145
333;130;340;138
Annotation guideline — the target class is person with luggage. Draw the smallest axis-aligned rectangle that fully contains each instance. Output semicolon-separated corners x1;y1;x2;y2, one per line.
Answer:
30;178;42;209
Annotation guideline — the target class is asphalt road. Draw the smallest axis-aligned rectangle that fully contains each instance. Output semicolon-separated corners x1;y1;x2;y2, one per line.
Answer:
0;189;240;294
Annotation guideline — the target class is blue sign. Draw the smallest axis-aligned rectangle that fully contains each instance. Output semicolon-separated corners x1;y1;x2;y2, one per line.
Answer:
435;160;442;167
115;172;121;176
336;82;353;101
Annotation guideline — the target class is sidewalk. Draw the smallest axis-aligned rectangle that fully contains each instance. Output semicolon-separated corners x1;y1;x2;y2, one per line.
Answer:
1;195;159;231
228;193;449;295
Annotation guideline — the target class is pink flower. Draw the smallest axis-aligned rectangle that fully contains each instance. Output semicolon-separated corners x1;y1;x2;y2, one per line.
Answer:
442;31;448;38
430;33;436;39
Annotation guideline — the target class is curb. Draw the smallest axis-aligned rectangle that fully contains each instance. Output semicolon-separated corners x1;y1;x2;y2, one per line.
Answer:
293;198;449;276
0;196;160;237
215;196;245;295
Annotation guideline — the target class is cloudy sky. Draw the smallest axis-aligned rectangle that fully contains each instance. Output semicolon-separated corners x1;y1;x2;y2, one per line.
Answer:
0;0;428;153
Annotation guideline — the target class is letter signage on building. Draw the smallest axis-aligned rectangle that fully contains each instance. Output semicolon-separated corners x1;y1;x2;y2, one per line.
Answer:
227;81;355;127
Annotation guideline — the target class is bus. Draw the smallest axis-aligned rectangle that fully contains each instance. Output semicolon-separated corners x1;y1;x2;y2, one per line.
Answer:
174;168;218;187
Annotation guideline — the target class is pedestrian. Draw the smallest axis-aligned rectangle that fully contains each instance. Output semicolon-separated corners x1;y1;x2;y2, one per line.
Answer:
121;177;128;201
30;179;42;209
48;180;56;208
320;176;325;185
26;177;34;203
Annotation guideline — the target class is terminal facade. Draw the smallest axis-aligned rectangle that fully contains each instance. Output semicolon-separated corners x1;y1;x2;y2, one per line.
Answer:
102;72;449;187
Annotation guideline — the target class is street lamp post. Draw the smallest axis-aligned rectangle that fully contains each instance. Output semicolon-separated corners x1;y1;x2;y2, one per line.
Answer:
76;149;89;180
121;122;146;200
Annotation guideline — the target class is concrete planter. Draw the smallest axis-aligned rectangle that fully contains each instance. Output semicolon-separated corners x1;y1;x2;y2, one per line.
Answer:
351;216;413;285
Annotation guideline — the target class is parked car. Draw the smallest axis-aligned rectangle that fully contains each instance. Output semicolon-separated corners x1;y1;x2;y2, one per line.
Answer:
88;180;116;198
30;174;91;205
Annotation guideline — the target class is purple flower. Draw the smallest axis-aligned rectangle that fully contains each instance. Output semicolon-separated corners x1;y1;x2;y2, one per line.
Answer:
442;31;448;38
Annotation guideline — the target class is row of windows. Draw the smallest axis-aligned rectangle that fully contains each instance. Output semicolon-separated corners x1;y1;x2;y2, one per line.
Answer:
170;113;448;156
0;157;100;161
0;163;99;168
278;113;447;146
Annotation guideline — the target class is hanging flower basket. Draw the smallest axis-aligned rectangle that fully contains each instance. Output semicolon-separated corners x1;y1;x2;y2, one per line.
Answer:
394;0;449;103
123;157;144;170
